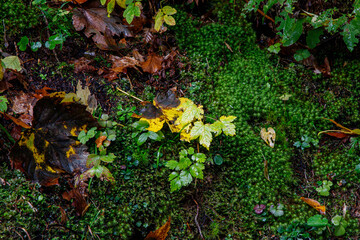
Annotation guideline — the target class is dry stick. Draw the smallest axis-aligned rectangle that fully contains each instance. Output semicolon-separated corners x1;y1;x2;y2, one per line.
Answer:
116;87;144;102
194;199;204;240
243;0;275;23
2;19;8;48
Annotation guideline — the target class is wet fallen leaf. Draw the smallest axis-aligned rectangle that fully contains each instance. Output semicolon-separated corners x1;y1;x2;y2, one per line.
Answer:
72;57;97;74
260;127;276;148
145;216;171;240
0;111;31;129
109;55;140;73
10;92;36;115
300;197;326;215
76;81;98;113
95;135;107;148
141;53;163;74
10;93;99;186
62;189;90;216
33;86;54;99
72;8;132;50
132;49;145;62
319;118;360;137
1;56;22;71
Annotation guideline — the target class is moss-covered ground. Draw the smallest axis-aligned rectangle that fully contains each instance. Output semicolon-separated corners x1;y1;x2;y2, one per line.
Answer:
1;2;360;240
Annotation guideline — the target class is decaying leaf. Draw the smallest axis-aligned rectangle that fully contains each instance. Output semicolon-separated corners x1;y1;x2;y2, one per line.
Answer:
76;81;98;113
72;8;132;50
300;197;326;215
1;56;22;72
141;53;163;74
319;118;360;137
145;216;171;240
260;127;276;148
10;93;99;186
72;57;97;74
109;55;140;73
95;135;107;148
62;188;90;216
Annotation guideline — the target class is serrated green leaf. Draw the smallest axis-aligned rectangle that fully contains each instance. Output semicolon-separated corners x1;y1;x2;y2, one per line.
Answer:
179;170;193;186
190;163;204;179
191;153;206;163
164;15;176;26
306;28;323;49
307;215;329;227
190;121;213;150
170;176;182;192
219;116;236;136
178;157;192;170
210;120;223;136
1;56;22;71
342;22;360;52
100;153;116;162
0;96;8;112
101;166;115;182
176;99;204;126
187;147;195;155
162;6;176;15
166;160;179;170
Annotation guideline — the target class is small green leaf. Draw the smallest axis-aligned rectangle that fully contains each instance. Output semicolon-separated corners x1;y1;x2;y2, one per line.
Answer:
307;215;329;227
187;147;195;155
100;0;107;5
168;171;179;181
162;6;177;15
154;12;164;31
148;131;163;141
178;157;192;170
132;120;150;131
100;153;116;163
165;160;179;170
179;170;193;186
0;96;9;112
190;163;204;179
268;42;281;54
334;225;346;237
331;215;342;226
107;0;116;16
270;204;285;217
170;176;182;192
137;132;149;145
17;36;29;51
30;42;42;52
294;49;311;61
191;153;206;163
214;155;223;165
164;15;176;26
355;164;360;173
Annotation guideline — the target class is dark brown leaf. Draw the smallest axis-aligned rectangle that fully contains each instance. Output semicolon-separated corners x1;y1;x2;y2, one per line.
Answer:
154;88;180;109
62;189;90;216
72;57;97;74
72;8;132;50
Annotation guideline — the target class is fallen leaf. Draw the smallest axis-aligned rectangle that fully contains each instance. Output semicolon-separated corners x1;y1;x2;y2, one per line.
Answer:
33;86;54;99
319;118;360;137
0;111;31;129
76;81;98;113
72;57;97;74
58;206;68;225
141;53;163;74
132;49;145;62
145;216;171;240
1;56;22;71
109;55;140;73
10;93;99;186
260;127;276;148
62;189;90;216
72;8;132;50
300;197;326;215
10;92;36;116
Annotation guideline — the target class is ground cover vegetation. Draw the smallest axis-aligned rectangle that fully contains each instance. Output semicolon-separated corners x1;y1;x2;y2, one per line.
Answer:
1;0;360;239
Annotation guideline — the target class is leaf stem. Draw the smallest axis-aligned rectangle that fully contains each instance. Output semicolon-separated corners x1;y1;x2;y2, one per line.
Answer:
116;87;144;102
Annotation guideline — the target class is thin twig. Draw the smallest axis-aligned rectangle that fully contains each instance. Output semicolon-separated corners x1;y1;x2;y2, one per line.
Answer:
116;87;144;102
40;10;61;64
2;19;8;48
18;227;31;240
243;0;275;23
193;199;204;240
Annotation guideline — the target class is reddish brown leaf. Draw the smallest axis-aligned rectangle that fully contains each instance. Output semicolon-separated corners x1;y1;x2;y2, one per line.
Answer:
323;132;350;139
34;86;54;99
95;135;107;148
132;49;145;62
145;217;171;240
62;189;90;216
141;53;163;74
59;206;68;225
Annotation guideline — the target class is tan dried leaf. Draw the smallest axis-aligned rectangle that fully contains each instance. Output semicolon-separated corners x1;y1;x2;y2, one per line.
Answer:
260;127;276;148
141;53;163;74
109;55;140;73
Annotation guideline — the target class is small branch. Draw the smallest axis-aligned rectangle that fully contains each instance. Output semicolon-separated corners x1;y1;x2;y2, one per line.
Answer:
40;10;60;64
243;0;275;23
116;87;144;102
193;199;204;240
